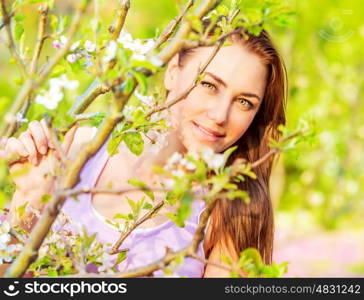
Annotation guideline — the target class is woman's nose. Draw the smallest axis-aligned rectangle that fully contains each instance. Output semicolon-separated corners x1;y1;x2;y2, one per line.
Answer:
206;98;230;126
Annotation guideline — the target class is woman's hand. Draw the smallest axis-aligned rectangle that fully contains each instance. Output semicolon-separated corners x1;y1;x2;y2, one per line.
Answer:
1;119;78;227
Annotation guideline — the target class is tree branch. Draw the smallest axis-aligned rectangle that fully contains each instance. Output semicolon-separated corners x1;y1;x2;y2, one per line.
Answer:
154;0;222;65
109;200;164;255
0;0;27;78
4;0;222;278
69;81;111;115
59;186;169;198
0;0;91;139
109;0;130;41
151;0;194;51
146;34;226;118
68;1;131;116
29;4;49;75
251;130;305;169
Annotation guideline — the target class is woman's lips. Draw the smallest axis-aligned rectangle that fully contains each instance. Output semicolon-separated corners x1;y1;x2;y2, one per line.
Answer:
192;121;224;142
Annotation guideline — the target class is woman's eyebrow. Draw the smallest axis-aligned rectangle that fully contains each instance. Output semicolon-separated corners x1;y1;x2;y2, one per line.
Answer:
238;92;261;102
204;71;261;102
204;72;227;87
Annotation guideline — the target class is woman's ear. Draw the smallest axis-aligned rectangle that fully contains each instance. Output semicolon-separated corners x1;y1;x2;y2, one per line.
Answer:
164;53;180;91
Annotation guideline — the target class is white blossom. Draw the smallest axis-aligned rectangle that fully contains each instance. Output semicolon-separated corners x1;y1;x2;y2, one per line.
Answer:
180;158;196;171
117;31;133;45
117;30;155;61
122;105;135;121
84;40;96;53
52;40;61;49
15;112;28;124
97;252;115;274
60;35;68;45
162;178;175;189
201;147;225;170
171;169;185;178
168;152;183;165
35;74;79;110
67;53;77;63
0;220;22;264
148;132;168;154
0;233;10;251
209;154;225;169
103;40;118;63
134;90;155;106
70;41;80;51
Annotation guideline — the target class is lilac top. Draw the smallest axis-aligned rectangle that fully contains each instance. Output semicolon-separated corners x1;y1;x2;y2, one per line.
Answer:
60;133;207;277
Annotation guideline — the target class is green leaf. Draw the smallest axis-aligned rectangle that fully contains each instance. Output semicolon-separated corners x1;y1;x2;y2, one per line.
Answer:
47;267;58;277
58;15;70;33
107;134;123;156
220;253;232;266
123;77;135;94
188;15;203;34
126;197;140;218
29;0;47;4
17;201;28;218
130;60;159;73
221;145;238;170
114;252;127;266
50;64;66;78
41;194;51;204
216;5;229;16
14;14;26;22
50;14;59;33
142;202;153;210
168;194;192;227
14;22;24;41
113;213;129;220
89;112;106;127
127;178;154;201
130;71;148;95
122;131;144;156
83;229;97;249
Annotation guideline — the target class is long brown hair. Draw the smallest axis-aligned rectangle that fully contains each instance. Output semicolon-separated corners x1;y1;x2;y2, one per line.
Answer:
178;28;287;264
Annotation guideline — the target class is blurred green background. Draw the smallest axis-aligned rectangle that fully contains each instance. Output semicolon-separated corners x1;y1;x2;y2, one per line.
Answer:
0;0;363;276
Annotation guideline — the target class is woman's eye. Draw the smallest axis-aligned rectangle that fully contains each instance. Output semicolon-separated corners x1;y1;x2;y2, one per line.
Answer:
236;98;253;108
201;81;216;91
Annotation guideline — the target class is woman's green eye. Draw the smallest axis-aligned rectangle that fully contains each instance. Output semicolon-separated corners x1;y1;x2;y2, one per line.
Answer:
201;81;216;91
237;98;253;107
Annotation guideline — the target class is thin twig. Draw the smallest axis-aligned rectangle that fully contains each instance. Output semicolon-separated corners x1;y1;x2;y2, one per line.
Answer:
152;0;195;51
0;0;27;78
9;228;26;245
146;35;226;118
109;0;130;41
29;4;49;75
69;82;110;115
109;200;165;255
0;1;90;139
190;253;232;273
251;130;305;169
48;127;68;166
59;186;170;198
155;0;223;65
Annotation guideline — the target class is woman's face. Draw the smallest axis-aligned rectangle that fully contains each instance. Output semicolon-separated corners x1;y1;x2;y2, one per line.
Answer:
164;42;268;154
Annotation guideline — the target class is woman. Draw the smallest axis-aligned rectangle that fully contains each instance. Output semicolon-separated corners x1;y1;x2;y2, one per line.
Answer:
3;28;286;277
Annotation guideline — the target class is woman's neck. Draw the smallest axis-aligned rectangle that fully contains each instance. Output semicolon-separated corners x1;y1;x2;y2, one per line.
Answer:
132;129;186;184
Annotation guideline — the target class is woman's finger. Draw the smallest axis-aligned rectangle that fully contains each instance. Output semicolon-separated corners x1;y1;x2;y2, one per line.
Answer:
40;118;55;149
5;137;29;157
19;132;38;165
61;123;79;156
28;120;48;155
